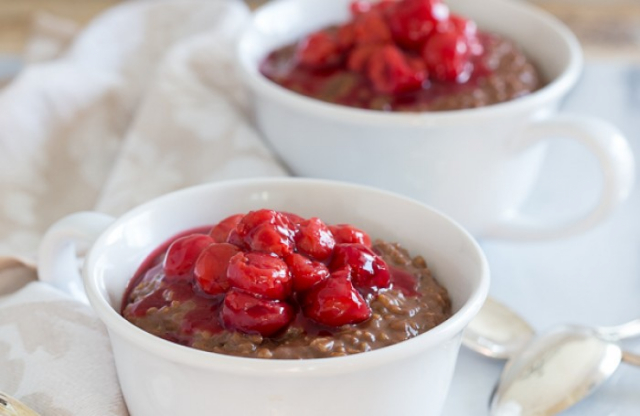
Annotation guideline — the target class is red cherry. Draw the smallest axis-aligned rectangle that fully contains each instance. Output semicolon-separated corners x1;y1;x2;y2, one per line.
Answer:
449;14;477;37
351;10;392;45
193;243;240;296
248;224;295;257
407;54;429;77
366;45;427;94
281;211;306;225
350;0;396;16
448;14;483;56
302;269;371;327
285;253;330;292
163;234;214;276
329;224;372;247
422;25;473;82
337;23;356;51
347;44;381;73
330;244;391;291
210;214;244;243
295;217;336;261
374;0;397;14
350;0;373;15
227;252;292;300
296;31;343;69
226;228;248;249
387;0;449;50
221;289;294;336
235;209;284;235
234;209;296;257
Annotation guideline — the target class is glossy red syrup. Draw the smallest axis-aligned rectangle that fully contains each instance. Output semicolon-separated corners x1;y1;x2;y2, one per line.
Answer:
260;33;494;112
122;225;420;339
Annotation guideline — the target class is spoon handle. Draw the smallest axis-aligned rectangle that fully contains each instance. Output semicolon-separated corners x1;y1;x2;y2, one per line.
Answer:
622;350;640;367
0;391;40;416
596;318;640;341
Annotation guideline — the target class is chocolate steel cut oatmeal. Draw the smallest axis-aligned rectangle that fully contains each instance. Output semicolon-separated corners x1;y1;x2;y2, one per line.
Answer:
123;240;452;359
260;32;542;112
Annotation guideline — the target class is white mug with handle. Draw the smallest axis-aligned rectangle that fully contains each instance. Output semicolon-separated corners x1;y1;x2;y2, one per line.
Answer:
238;0;635;240
37;178;489;416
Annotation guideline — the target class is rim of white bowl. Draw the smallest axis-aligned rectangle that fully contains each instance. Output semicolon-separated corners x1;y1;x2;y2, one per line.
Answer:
85;177;490;376
237;0;583;126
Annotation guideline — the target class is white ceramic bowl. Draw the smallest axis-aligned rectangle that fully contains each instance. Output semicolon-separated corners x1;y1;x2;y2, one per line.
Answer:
38;178;489;416
238;0;634;241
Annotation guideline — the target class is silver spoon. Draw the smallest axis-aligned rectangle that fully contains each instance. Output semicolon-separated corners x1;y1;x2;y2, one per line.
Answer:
462;297;535;359
0;391;40;416
489;325;640;416
462;296;640;359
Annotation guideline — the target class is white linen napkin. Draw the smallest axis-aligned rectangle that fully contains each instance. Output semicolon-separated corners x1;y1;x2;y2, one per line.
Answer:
0;1;287;414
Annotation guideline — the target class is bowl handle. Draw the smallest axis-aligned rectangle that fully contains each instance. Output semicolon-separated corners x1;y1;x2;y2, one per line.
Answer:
485;114;635;240
37;212;115;303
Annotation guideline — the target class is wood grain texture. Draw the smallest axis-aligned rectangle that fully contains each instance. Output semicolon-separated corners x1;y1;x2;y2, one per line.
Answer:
0;0;638;74
531;0;640;61
0;0;121;53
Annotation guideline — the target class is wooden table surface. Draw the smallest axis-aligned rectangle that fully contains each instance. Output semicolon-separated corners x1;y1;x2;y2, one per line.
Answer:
0;0;121;54
0;0;639;79
532;0;640;61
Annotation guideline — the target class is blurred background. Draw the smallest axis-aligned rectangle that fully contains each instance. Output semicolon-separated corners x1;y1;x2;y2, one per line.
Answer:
0;1;638;414
0;0;639;88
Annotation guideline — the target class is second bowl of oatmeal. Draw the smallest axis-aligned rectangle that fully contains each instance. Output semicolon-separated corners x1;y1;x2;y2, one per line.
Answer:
38;178;489;416
238;0;634;240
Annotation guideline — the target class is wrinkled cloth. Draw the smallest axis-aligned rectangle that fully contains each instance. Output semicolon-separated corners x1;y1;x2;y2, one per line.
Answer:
0;1;286;414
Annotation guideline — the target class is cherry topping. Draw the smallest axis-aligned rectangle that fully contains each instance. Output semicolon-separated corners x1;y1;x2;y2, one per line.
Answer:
422;24;473;82
248;224;296;257
163;234;214;276
221;289;294;336
296;31;343;69
235;209;284;235
374;0;398;14
234;209;296;257
226;229;248;250
337;23;356;51
330;243;391;292
295;217;336;261
227;252;293;301
155;210;403;336
263;0;492;111
281;211;306;225
351;0;396;16
351;10;392;46
339;5;394;53
449;14;476;37
285;253;330;292
210;214;244;243
350;0;373;15
329;224;372;247
194;243;240;296
387;0;450;50
347;44;381;73
303;269;372;326
449;14;483;56
367;45;427;94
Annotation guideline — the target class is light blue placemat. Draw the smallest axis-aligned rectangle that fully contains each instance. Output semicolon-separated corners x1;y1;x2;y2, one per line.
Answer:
444;62;640;415
0;54;22;84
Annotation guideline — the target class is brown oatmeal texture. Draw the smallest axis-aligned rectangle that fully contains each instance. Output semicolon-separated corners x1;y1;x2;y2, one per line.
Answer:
123;240;452;359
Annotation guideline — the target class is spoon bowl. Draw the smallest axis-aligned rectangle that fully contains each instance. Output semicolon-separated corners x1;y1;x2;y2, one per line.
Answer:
462;297;535;359
489;325;640;416
463;296;640;360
